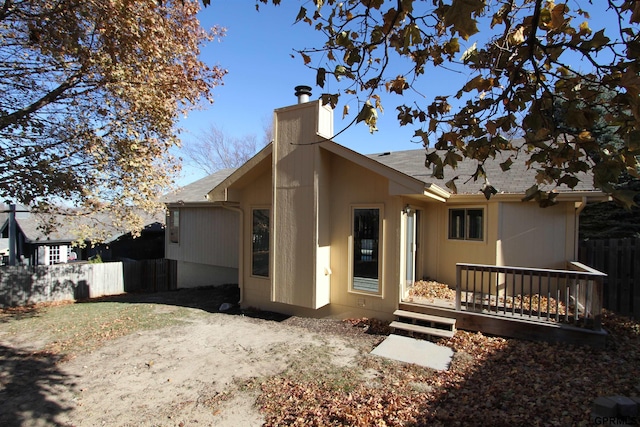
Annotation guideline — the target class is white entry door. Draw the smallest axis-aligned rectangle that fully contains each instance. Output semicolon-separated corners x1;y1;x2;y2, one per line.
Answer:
403;208;419;297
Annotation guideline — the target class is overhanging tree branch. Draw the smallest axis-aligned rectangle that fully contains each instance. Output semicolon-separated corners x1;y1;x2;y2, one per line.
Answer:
0;76;81;131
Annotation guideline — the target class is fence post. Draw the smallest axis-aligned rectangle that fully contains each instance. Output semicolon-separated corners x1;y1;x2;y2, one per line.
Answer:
593;275;603;331
455;264;462;311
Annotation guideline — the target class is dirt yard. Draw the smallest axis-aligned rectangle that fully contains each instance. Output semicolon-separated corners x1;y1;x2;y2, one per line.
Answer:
2;286;640;426
0;286;384;427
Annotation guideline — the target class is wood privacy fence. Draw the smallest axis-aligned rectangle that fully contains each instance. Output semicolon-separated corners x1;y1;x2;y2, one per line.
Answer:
122;259;177;293
0;259;176;307
579;238;640;317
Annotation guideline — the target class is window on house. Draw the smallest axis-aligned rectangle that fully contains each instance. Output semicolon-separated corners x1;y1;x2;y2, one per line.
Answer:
169;209;180;243
352;207;381;294
49;245;60;264
252;209;270;277
449;208;484;241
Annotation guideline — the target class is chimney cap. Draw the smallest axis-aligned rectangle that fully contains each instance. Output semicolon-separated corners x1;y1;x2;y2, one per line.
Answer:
294;85;312;103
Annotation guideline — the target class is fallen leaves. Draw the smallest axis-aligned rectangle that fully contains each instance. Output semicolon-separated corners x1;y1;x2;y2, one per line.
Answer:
3;291;639;425
408;280;457;301
343;318;392;335
258;310;640;426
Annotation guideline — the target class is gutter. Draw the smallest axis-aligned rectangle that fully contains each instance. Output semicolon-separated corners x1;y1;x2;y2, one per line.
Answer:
221;203;244;304
424;183;451;200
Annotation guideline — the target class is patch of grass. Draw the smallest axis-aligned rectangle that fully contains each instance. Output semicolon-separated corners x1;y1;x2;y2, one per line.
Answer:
282;344;362;390
0;301;191;361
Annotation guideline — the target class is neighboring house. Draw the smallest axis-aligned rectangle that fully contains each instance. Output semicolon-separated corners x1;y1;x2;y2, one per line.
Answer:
163;169;240;288
0;210;163;265
168;93;609;344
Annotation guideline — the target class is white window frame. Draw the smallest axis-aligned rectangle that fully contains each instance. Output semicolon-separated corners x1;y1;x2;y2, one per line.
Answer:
349;204;384;297
49;245;60;264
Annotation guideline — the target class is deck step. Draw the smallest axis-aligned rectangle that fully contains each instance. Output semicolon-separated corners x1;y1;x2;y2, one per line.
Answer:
394;310;457;326
391;309;457;338
389;321;456;338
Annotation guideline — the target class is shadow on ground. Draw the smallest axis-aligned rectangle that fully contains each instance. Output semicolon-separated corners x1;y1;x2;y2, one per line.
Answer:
82;284;291;322
0;345;75;427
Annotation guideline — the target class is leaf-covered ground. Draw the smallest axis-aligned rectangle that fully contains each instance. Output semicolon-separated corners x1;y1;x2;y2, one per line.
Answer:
1;287;638;426
258;311;640;426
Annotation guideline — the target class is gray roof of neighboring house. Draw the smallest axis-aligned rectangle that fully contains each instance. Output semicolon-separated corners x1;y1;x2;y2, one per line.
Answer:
1;211;163;244
163;168;236;204
367;147;597;195
12;215;82;243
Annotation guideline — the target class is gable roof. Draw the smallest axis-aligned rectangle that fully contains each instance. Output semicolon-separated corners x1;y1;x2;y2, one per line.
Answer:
1;211;163;244
183;140;605;204
164;168;237;205
206;144;273;202
368;147;600;196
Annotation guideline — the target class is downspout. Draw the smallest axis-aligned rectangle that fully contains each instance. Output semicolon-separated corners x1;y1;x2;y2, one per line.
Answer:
574;196;587;263
222;203;244;304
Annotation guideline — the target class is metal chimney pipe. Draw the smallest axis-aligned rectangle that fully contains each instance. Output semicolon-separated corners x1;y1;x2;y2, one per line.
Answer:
294;85;312;104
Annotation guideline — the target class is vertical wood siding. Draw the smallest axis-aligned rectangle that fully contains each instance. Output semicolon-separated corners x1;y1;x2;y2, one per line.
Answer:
0;260;178;307
579;238;640;317
165;206;239;268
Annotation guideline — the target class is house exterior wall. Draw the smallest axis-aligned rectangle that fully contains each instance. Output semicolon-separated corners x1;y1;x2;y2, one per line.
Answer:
497;201;577;269
271;101;333;309
421;201;497;286
165;206;239;288
420;199;578;286
237;149;403;321
176;261;238;288
239;167;273;308
165;206;238;267
325;153;403;320
205;98;588;321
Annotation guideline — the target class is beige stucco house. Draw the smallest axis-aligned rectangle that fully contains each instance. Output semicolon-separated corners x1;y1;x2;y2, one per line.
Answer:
166;91;610;344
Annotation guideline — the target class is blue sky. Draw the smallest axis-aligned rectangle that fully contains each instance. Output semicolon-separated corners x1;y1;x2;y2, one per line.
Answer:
175;1;623;186
176;1;439;185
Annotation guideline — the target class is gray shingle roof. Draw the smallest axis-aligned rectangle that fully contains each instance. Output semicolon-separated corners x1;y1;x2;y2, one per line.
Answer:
13;215;83;243
5;211;163;244
167;145;598;202
163;168;236;204
0;201;164;244
367;147;597;195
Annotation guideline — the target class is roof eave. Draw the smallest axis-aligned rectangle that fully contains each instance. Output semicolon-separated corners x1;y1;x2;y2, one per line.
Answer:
321;141;427;195
446;190;609;203
424;184;451;202
207;144;274;202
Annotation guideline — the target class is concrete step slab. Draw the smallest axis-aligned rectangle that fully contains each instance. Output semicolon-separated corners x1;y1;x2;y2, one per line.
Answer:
370;334;454;371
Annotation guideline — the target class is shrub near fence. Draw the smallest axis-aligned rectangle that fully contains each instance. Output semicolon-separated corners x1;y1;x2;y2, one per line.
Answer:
0;259;177;308
579;238;640;318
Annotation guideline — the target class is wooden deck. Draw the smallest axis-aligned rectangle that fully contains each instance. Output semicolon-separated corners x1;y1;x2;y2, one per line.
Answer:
400;262;608;347
398;301;607;347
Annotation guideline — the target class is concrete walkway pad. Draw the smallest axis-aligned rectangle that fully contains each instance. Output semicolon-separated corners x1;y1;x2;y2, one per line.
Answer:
370;334;454;371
